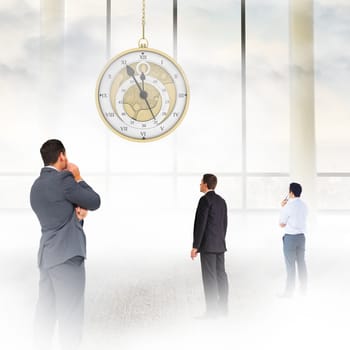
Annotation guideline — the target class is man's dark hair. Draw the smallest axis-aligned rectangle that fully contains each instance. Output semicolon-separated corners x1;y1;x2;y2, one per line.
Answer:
202;174;217;190
289;182;302;197
40;139;65;166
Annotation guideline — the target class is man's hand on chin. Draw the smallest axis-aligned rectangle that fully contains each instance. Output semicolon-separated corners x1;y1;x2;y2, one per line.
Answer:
67;162;83;182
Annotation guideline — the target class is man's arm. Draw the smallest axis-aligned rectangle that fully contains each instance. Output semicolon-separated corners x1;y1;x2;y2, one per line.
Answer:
62;171;101;211
279;200;288;228
192;196;209;252
223;200;228;233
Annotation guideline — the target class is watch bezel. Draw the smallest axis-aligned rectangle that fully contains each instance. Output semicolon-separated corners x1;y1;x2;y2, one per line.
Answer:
95;47;190;142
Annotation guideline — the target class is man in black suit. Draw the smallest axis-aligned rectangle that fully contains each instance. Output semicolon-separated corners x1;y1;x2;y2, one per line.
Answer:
30;139;101;350
191;174;229;317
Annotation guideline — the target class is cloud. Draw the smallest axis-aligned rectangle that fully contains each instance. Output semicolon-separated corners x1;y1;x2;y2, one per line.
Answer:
64;17;105;63
0;1;40;86
0;1;38;31
315;3;350;37
314;2;350;95
316;0;350;6
0;63;31;78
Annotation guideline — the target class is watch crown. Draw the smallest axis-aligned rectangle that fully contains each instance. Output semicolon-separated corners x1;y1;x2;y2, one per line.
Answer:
138;38;149;48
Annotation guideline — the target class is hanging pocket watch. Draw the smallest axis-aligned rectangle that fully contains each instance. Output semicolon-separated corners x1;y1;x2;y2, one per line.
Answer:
96;2;189;142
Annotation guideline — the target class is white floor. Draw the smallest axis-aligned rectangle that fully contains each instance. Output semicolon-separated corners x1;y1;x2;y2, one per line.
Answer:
1;210;350;349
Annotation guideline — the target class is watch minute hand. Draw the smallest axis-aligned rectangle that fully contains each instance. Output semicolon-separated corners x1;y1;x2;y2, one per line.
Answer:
126;65;143;92
144;98;156;119
126;66;155;119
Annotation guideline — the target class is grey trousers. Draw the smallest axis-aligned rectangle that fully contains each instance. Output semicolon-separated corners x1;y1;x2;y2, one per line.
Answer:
200;252;229;315
283;234;307;295
34;256;85;350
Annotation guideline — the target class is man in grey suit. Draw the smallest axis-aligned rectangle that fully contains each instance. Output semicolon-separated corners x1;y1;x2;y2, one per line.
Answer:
30;139;101;350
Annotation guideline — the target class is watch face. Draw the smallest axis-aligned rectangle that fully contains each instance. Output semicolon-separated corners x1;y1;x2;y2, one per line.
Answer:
96;47;190;142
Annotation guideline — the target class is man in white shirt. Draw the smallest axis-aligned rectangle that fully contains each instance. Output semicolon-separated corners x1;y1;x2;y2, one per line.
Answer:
279;182;308;297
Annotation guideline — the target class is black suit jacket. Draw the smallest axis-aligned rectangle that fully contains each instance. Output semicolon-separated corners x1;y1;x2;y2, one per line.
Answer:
193;191;228;253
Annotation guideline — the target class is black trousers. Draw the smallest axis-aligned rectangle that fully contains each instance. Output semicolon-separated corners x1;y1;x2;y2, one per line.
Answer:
200;252;229;315
34;256;85;350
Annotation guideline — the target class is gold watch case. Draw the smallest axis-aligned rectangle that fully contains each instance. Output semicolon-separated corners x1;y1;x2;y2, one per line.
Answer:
96;47;190;142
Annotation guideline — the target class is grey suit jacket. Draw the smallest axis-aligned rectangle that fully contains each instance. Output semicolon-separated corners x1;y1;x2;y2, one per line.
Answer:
30;167;101;269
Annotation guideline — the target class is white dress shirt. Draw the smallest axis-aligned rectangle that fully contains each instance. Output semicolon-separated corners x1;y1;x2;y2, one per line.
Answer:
45;165;58;171
279;198;308;235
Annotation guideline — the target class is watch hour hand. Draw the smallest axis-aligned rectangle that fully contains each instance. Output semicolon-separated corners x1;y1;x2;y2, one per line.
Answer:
126;65;155;119
139;72;150;105
140;72;146;91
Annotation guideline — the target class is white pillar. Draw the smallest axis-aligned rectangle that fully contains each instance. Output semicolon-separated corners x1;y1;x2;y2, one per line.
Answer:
289;0;316;206
40;0;65;131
